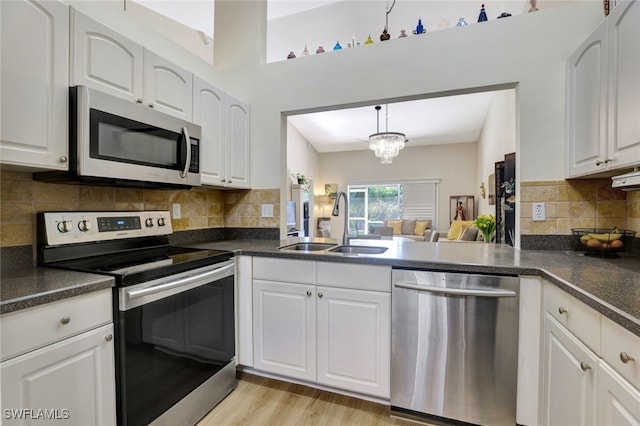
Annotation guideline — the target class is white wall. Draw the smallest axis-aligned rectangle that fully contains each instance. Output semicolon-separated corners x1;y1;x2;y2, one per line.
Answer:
238;2;604;240
317;142;478;238
286;122;321;235
476;89;517;215
267;0;535;64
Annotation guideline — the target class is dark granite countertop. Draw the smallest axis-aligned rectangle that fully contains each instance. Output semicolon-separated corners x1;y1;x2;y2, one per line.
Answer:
0;268;115;314
185;238;640;337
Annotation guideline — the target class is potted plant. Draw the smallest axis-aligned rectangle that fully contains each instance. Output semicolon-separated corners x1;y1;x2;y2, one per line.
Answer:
291;173;309;193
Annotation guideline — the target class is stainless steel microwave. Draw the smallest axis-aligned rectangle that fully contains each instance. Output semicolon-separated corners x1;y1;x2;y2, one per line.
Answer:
36;86;201;188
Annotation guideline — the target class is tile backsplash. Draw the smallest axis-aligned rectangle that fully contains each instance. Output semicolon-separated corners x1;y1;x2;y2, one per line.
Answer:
0;170;279;247
520;179;639;235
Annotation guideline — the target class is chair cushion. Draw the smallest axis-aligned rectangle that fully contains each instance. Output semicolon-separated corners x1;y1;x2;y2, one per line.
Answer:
459;226;479;241
374;226;394;237
401;219;416;235
414;220;431;236
387;220;403;235
447;220;474;240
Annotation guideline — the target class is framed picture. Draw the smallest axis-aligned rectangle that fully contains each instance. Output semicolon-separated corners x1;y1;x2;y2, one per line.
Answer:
449;195;475;223
325;183;338;200
488;173;496;205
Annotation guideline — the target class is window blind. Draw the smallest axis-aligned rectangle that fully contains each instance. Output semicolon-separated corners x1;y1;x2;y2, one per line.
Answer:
401;181;438;227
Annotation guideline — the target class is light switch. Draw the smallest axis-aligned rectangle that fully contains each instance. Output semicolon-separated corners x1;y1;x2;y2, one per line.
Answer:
261;204;273;218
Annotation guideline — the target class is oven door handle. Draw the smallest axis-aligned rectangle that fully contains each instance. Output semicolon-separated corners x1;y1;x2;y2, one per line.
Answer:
394;281;516;298
126;263;234;300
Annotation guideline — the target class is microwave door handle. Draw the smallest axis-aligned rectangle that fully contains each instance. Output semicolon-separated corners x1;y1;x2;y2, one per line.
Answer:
180;126;191;178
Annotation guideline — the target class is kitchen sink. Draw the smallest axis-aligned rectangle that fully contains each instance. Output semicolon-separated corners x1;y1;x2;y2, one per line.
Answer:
278;242;338;251
328;245;388;255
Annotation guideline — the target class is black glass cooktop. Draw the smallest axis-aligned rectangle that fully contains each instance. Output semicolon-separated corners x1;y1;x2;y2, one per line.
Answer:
50;246;233;287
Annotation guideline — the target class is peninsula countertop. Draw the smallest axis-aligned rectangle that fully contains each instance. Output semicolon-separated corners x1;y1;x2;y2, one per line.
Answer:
186;238;640;337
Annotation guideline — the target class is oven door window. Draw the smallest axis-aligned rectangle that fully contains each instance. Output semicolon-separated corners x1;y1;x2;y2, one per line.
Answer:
119;275;234;426
90;109;187;171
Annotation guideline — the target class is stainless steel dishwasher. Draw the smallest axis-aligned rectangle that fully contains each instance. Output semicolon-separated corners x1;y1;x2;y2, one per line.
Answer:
391;268;519;426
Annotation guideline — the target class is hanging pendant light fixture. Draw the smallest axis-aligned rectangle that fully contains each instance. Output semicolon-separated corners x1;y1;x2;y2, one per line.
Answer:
369;105;407;164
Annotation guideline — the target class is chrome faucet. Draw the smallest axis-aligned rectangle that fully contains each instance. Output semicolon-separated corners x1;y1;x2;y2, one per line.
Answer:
331;191;349;246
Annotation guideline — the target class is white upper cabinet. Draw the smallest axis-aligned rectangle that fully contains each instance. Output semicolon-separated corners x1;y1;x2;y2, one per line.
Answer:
0;0;69;171
71;10;193;121
194;81;252;189
193;77;226;185
567;0;640;177
567;23;608;177
144;51;193;121
606;0;640;169
70;9;143;103
224;96;251;188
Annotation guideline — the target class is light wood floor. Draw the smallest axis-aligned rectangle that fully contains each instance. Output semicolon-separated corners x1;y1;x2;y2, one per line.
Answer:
198;372;419;426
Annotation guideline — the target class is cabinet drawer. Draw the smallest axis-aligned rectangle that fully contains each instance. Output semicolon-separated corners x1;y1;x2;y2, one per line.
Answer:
601;316;640;390
1;289;112;361
316;262;391;292
544;284;601;353
252;257;315;284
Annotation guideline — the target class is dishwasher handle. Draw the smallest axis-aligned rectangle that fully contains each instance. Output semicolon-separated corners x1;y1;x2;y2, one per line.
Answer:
394;281;517;298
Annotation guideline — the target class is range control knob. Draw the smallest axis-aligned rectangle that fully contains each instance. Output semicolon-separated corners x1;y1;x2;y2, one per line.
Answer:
57;221;72;233
157;217;166;227
78;220;92;232
145;218;154;227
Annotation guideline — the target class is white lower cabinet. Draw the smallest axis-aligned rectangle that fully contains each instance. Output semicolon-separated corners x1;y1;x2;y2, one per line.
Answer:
251;258;390;399
1;324;116;426
541;282;640;426
542;314;598;426
316;286;390;397
253;279;316;381
598;361;640;426
0;289;116;425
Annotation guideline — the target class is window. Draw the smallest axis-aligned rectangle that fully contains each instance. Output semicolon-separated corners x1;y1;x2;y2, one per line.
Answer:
347;180;439;235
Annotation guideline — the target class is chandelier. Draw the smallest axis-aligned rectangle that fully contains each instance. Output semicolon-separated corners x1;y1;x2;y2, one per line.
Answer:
369;105;407;164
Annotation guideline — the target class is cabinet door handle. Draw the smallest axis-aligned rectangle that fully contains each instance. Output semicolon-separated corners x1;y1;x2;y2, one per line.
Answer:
60;316;71;325
580;362;592;372
558;307;568;315
620;352;636;364
136;98;143;104
317;292;323;298
148;103;154;108
306;291;312;297
221;179;226;183
59;156;68;163
105;334;113;342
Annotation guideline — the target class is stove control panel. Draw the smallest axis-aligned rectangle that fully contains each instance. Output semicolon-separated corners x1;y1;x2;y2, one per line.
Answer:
38;211;173;246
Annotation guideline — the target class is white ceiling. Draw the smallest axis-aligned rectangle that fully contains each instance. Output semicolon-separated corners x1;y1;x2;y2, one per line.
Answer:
288;92;496;153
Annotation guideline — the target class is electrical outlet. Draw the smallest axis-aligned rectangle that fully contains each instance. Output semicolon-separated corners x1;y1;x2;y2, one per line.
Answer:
261;204;273;218
533;202;545;221
172;203;181;219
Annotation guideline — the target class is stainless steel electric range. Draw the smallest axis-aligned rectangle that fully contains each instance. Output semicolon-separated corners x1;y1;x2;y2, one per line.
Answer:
37;211;236;426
